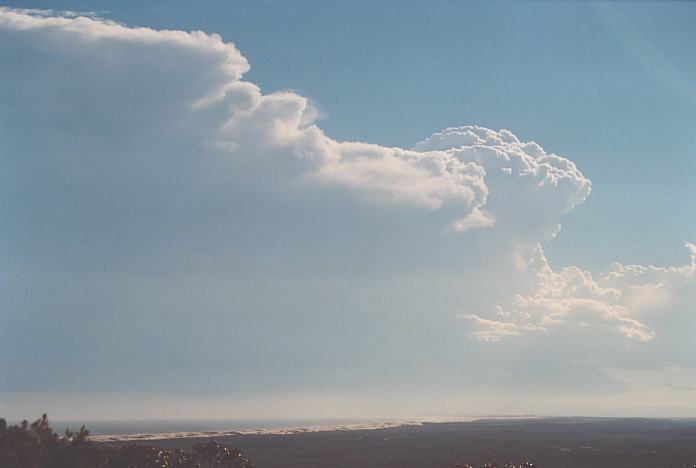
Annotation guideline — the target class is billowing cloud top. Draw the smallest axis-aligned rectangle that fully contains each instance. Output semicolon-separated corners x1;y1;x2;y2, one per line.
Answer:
414;126;591;236
1;7;695;415
463;243;696;343
0;7;590;238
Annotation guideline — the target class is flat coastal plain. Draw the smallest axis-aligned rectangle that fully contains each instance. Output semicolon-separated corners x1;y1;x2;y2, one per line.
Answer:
103;417;696;468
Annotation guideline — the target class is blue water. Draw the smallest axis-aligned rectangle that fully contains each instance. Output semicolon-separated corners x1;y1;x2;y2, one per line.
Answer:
51;418;379;436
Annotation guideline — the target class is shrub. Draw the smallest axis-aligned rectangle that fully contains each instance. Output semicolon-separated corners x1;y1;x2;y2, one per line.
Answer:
0;415;252;468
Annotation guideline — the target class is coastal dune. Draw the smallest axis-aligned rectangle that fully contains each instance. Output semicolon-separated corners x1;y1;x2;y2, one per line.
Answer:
98;417;696;468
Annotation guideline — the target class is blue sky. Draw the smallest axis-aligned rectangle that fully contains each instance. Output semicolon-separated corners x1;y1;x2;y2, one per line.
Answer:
21;0;695;270
1;1;695;420
4;1;695;267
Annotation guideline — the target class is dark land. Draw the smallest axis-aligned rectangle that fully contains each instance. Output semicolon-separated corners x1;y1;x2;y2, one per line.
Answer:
109;417;696;468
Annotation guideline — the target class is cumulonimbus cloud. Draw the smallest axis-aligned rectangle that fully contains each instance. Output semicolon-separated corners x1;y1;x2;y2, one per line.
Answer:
0;7;591;237
1;7;694;386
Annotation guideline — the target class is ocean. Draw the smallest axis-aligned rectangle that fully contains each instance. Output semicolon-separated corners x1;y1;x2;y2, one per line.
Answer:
48;418;442;442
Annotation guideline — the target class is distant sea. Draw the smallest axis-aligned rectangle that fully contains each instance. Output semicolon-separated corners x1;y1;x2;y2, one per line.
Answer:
49;417;483;442
53;419;373;435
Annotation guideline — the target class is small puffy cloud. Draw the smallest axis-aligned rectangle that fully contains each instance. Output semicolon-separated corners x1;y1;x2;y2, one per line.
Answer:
685;241;696;267
464;243;696;343
458;313;520;342
449;207;496;232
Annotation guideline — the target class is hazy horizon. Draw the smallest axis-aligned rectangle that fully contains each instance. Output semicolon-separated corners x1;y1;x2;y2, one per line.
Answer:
1;1;695;422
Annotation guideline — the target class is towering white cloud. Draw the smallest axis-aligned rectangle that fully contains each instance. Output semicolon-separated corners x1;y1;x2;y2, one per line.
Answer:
0;8;593;237
1;7;695;414
414;126;592;239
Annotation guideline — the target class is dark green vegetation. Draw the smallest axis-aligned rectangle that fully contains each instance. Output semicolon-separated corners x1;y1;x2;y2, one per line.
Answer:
0;415;253;468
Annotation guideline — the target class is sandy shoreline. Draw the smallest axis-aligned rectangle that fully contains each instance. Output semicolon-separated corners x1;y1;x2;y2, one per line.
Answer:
88;417;487;443
91;417;696;468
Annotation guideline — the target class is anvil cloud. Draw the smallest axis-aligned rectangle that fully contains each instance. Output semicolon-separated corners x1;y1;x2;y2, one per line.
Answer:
1;7;695;418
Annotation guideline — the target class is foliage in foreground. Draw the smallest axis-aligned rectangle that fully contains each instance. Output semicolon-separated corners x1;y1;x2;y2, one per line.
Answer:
0;414;253;468
0;414;543;468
